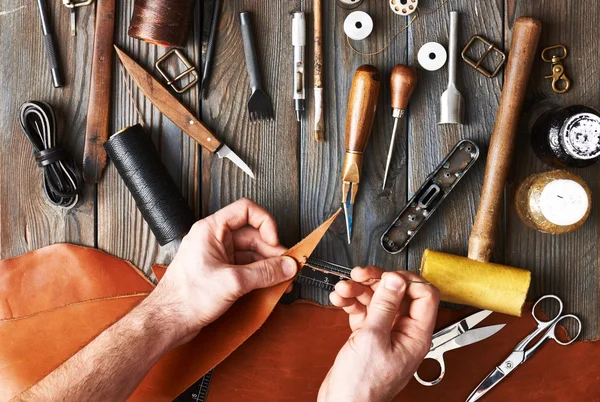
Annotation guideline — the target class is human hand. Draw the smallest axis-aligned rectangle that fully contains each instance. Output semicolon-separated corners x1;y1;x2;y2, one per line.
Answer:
318;266;439;402
145;198;298;347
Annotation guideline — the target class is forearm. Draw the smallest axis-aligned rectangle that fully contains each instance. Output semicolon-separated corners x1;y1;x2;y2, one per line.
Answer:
15;293;180;401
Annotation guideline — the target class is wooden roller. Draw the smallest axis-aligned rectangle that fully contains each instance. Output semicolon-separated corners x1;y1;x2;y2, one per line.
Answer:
420;17;542;316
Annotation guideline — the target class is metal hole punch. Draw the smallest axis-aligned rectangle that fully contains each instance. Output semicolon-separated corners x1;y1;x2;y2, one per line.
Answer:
62;0;94;36
155;49;199;94
461;35;506;78
541;45;570;94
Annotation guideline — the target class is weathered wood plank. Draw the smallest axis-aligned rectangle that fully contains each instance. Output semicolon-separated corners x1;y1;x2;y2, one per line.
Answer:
201;0;300;248
406;1;504;274
97;0;201;275
300;0;410;273
0;0;94;257
504;0;600;340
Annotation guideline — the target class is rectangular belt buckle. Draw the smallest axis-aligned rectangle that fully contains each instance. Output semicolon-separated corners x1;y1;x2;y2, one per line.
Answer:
461;35;506;78
155;49;199;94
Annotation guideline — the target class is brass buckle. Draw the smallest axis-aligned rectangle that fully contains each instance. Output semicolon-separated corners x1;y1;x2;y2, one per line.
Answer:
461;35;506;78
62;0;93;8
541;45;570;94
155;49;199;94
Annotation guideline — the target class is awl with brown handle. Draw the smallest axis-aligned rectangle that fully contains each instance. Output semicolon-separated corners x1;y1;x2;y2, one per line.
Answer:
420;17;542;317
382;65;417;189
342;65;381;244
82;0;116;184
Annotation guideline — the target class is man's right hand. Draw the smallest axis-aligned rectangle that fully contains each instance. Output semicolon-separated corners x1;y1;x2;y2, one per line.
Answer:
318;266;440;402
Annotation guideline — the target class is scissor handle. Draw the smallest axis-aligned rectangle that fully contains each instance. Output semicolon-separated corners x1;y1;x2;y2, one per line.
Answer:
550;314;582;346
413;354;445;387
532;294;564;325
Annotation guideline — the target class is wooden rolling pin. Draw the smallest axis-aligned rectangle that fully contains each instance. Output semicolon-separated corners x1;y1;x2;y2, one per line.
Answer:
421;17;542;316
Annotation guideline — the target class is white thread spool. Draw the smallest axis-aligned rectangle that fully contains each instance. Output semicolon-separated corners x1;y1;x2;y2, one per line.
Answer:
344;11;373;41
389;0;418;16
417;42;447;71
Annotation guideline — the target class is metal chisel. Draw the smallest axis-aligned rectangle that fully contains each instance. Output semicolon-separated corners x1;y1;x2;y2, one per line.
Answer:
114;46;254;179
341;65;380;244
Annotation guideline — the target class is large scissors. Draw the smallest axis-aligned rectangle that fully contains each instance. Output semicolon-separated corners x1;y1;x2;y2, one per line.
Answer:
415;310;505;386
466;295;582;401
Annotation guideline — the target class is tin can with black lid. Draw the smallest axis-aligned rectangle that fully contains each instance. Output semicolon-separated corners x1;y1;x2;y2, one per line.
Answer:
531;105;600;168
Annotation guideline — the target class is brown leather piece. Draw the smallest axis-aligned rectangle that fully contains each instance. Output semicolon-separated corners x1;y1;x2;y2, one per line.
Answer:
206;301;600;402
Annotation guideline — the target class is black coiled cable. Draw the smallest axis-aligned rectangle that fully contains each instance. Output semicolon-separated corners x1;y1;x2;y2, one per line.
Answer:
18;101;79;209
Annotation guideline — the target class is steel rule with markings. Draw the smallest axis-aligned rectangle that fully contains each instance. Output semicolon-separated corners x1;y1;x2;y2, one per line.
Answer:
381;140;479;254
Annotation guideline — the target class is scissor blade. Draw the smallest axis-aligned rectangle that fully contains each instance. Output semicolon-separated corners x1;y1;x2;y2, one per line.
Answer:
216;145;255;179
465;367;506;402
438;324;505;354
431;310;494;350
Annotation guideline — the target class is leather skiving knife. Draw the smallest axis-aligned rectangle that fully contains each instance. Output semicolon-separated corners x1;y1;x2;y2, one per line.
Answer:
114;46;255;179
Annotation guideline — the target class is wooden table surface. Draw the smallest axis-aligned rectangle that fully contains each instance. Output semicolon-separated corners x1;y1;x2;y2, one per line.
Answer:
1;0;598;340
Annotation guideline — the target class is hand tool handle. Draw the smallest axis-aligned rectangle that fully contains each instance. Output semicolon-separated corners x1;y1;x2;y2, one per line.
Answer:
345;65;381;152
468;17;542;262
240;12;263;91
83;0;116;184
201;0;221;99
447;11;459;87
43;34;63;88
391;65;418;111
314;0;323;90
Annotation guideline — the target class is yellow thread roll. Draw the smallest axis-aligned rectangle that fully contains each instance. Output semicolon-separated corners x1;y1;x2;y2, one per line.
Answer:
420;249;531;316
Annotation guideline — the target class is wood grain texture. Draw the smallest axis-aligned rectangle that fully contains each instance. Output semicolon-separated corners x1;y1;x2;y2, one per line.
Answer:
504;0;600;339
97;0;201;275
0;0;95;257
200;0;300;249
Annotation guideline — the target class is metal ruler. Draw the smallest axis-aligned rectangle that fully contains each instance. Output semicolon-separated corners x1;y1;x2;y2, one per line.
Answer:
173;258;348;401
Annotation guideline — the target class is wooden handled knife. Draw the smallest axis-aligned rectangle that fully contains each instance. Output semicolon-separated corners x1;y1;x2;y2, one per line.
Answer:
114;46;255;179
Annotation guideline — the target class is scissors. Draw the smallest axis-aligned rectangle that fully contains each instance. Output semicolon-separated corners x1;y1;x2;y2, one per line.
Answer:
466;295;582;401
414;310;505;386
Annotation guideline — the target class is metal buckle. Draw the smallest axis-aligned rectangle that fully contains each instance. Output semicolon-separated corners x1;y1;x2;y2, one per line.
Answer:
541;45;570;94
155;49;199;94
62;0;93;8
461;35;506;78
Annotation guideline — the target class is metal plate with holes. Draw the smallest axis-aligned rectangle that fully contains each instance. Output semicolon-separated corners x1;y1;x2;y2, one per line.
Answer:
295;258;352;291
336;0;364;9
389;0;418;16
381;140;479;254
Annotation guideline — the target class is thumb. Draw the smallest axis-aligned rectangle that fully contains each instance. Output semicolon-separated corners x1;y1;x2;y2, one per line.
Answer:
236;256;298;293
365;272;407;332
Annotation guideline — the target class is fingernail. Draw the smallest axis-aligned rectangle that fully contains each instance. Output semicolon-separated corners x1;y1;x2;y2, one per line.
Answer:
282;257;298;278
383;273;406;292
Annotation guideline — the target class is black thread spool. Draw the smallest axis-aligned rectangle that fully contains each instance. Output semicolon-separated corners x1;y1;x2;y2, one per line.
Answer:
128;0;196;48
531;105;600;168
104;124;195;246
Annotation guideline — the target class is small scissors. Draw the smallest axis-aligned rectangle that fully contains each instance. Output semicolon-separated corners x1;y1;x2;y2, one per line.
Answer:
466;295;582;402
414;310;505;386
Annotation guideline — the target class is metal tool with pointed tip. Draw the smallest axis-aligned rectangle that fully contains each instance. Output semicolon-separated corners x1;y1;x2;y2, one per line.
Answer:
114;46;255;179
240;11;274;123
382;65;418;189
342;65;381;244
439;11;463;125
414;309;505;386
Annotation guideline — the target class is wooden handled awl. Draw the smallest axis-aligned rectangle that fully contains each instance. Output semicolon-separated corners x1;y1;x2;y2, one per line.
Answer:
382;65;418;189
82;0;116;184
420;17;542;316
342;65;380;244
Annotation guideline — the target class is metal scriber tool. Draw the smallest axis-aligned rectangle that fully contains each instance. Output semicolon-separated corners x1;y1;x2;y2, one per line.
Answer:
414;310;505;386
342;65;381;244
466;295;581;402
382;65;417;189
36;0;63;88
114;46;255;179
292;12;306;121
200;0;221;99
440;11;463;124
